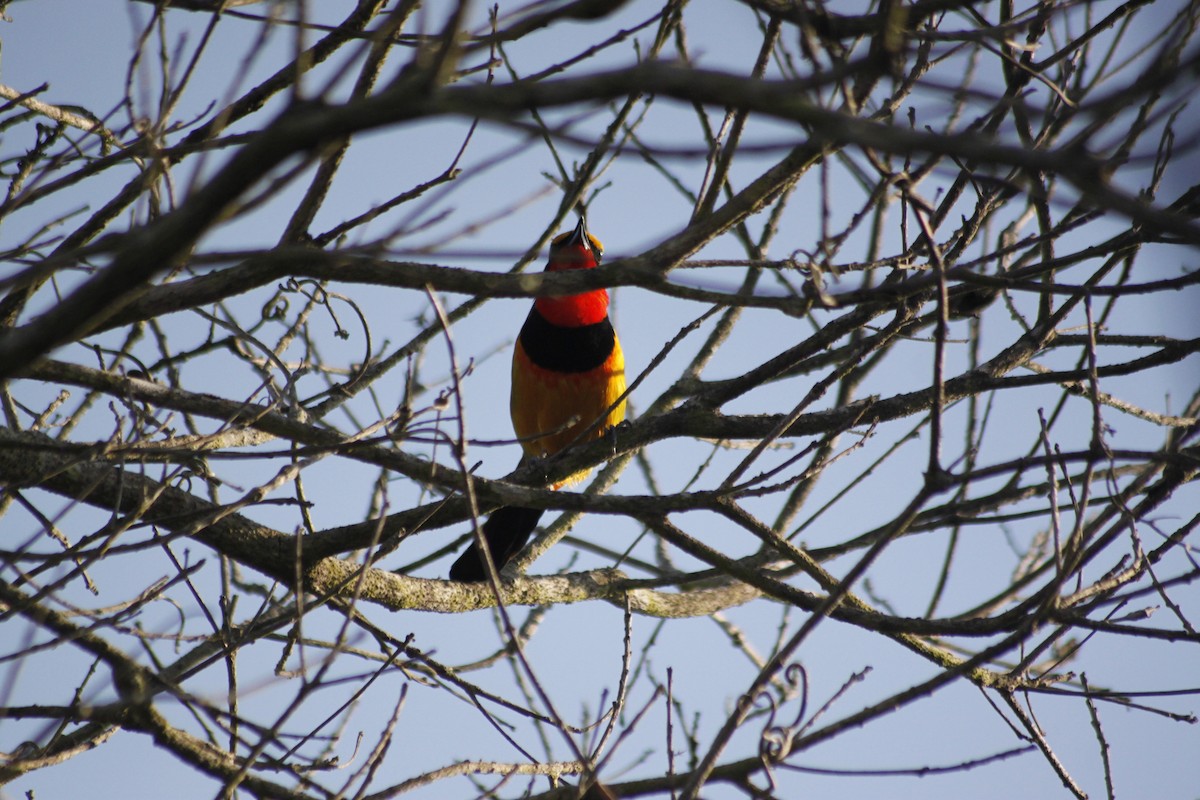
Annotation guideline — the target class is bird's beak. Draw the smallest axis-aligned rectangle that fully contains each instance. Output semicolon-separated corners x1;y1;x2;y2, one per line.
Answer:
568;215;591;251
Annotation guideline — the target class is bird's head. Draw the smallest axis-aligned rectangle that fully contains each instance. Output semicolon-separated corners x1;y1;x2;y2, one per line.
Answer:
546;215;604;272
534;215;610;327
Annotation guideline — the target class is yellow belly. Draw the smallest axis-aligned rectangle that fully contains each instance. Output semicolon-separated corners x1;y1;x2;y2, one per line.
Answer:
510;335;626;487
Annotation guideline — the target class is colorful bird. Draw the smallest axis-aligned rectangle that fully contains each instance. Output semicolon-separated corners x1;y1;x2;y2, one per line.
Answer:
450;215;626;581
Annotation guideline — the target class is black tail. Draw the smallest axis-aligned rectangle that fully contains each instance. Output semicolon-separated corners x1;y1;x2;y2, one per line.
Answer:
449;506;545;581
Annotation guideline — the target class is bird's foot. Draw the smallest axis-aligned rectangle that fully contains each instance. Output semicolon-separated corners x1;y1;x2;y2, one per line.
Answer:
603;420;630;455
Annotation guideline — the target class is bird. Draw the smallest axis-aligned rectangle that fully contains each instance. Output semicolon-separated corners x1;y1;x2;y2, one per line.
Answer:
449;215;626;581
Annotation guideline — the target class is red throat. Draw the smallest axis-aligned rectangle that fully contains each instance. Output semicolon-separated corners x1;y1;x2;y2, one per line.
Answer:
535;288;609;327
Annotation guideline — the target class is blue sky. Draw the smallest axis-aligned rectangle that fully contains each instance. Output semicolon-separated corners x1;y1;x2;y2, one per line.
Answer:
2;2;1198;798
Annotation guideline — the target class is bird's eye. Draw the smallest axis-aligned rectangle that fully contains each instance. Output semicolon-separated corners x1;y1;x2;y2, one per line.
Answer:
587;234;604;262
